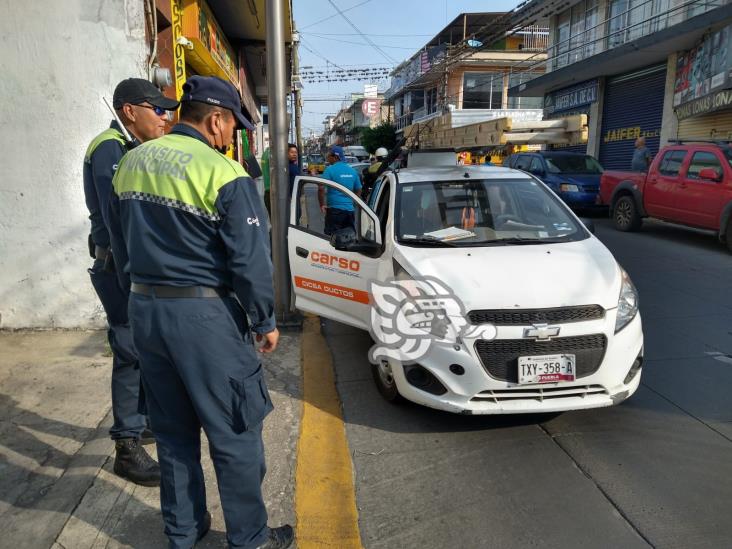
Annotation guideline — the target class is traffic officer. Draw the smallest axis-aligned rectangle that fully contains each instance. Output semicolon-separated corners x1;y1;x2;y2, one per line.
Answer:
362;146;388;200
83;77;178;486
107;75;294;549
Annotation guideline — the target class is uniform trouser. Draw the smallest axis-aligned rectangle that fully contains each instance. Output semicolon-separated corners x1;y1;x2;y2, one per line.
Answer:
129;292;273;549
88;259;146;440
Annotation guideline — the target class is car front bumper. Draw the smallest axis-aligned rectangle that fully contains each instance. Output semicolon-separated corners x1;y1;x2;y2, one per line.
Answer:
387;311;643;414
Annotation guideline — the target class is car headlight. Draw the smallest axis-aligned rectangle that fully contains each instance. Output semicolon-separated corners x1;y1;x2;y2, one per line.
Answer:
560;183;579;192
615;268;639;333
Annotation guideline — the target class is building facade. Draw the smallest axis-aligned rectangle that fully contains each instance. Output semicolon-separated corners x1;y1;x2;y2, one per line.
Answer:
0;1;292;328
385;12;548;136
511;0;732;169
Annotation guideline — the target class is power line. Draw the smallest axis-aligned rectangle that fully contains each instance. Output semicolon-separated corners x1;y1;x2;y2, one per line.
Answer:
302;31;433;37
325;0;397;64
304;32;422;50
298;38;346;71
299;0;372;30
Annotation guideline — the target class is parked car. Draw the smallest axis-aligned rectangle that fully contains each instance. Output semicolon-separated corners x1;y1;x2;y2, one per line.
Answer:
288;165;643;415
344;155;359;164
505;151;604;210
600;141;732;252
306;153;326;174
343;145;369;161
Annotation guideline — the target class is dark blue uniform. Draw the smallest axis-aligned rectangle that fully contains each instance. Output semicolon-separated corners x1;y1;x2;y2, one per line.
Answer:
83;122;145;441
108;123;275;549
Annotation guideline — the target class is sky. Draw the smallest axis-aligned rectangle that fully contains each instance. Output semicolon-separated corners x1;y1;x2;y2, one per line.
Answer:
292;0;522;138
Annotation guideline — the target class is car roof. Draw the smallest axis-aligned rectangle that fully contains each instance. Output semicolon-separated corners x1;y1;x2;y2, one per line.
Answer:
391;165;532;184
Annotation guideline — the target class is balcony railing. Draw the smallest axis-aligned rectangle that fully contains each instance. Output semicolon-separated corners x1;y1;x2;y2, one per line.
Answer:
508;0;729;87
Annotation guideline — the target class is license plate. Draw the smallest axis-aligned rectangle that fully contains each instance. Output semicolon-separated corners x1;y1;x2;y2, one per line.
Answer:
518;354;576;384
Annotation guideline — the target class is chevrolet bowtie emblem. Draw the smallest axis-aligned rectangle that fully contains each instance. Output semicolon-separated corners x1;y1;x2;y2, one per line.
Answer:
523;323;561;340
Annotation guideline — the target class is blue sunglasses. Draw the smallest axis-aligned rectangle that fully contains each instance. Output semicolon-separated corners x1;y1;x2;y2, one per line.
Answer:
135;104;167;116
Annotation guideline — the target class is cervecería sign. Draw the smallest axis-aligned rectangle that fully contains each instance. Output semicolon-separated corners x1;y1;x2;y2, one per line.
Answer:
676;89;732;120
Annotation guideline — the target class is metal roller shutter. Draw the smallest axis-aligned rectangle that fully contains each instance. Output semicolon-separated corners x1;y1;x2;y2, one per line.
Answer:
599;65;666;170
677;110;732;141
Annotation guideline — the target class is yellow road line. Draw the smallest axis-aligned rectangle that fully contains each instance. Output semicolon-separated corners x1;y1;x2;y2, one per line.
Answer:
295;315;363;548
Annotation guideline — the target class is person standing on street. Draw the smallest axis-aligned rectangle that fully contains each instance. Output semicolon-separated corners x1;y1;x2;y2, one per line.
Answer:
108;75;293;549
287;143;300;196
362;146;388;201
83;78;178;486
631;136;652;171
318;145;362;235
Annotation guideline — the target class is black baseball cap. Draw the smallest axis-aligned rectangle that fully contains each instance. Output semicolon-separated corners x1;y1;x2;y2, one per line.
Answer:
112;78;179;110
181;75;255;130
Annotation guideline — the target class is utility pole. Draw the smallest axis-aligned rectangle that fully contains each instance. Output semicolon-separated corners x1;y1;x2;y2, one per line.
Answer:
266;0;296;324
292;27;303;167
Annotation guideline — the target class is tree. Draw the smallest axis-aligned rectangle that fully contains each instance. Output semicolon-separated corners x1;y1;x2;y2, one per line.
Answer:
360;122;397;154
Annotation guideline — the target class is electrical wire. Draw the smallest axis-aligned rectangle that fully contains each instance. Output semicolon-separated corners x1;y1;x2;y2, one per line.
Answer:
299;0;372;30
299;38;347;71
303;33;423;50
325;0;398;64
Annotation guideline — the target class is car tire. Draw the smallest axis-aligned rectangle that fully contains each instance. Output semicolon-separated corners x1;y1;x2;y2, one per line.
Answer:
613;195;642;232
725;218;732;254
371;361;404;404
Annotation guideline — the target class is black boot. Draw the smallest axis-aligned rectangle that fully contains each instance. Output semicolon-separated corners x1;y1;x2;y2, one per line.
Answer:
257;525;294;549
113;438;161;487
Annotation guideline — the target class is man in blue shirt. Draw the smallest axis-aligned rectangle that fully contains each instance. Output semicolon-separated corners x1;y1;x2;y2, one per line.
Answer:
631;136;652;171
318;145;362;235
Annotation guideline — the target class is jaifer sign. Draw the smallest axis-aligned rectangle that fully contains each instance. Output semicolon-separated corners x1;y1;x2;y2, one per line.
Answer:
362;99;381;118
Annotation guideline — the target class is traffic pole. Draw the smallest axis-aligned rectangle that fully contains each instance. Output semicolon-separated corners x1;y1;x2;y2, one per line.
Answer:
266;0;298;325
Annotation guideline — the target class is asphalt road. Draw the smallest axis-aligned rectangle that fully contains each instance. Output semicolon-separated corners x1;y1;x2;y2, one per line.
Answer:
323;217;732;549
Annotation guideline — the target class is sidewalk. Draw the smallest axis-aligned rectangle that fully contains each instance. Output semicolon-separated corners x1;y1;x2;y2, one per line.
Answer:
0;329;302;549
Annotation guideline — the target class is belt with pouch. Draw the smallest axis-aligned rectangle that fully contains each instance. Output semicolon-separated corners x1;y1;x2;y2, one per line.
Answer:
131;283;234;299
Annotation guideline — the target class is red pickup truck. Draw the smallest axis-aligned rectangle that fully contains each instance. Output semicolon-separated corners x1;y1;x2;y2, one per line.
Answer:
599;142;732;252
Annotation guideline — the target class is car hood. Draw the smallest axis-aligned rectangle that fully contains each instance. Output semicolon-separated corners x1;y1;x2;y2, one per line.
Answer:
393;237;621;311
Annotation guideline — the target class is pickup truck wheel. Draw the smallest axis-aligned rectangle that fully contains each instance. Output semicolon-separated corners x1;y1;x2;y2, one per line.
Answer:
613;196;642;232
372;361;404;403
725;218;732;254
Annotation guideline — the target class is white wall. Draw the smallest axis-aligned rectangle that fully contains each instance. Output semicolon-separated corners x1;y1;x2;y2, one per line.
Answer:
0;0;147;328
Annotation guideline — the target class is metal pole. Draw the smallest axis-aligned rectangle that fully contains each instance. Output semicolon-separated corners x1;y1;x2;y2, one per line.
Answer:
265;0;295;323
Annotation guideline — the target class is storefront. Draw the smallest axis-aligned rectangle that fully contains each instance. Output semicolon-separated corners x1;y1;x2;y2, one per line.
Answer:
599;65;666;170
674;24;732;141
169;0;258;162
544;79;598;154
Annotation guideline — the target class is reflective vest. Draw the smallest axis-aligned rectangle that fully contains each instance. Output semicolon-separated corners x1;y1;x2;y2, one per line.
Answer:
84;127;126;163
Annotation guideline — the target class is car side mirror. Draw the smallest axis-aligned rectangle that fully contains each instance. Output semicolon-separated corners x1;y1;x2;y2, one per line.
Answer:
330;227;380;253
698;168;722;182
579;217;596;234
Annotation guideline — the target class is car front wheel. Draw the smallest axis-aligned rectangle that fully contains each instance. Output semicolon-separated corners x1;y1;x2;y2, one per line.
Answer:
371;361;404;403
725;218;732;254
613;195;642;232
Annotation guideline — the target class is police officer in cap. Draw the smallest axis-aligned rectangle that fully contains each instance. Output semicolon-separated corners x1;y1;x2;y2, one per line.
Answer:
83;78;178;486
108;75;293;549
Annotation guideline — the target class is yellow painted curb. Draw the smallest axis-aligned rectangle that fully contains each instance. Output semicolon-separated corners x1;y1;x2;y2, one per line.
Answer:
295;315;363;548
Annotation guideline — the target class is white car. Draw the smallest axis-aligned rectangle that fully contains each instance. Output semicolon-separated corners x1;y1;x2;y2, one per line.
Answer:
289;165;643;414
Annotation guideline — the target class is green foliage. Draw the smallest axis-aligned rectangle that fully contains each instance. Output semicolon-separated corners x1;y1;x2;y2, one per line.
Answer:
360;122;397;154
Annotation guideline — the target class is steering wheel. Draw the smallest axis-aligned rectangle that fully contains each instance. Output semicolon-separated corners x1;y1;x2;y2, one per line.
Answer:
494;214;522;229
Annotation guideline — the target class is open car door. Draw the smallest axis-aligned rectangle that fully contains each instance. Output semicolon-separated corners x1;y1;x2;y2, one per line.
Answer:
288;175;383;330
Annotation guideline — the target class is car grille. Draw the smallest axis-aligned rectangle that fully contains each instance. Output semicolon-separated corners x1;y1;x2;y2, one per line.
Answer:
468;305;605;326
474;334;607;383
471;384;608;403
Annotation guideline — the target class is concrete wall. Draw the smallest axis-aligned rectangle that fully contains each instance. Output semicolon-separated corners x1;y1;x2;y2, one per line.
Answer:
0;0;147;328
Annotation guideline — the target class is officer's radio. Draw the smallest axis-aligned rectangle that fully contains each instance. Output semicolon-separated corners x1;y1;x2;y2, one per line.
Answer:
102;97;136;149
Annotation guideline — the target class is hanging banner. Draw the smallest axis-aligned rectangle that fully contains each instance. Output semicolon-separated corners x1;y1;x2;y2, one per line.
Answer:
674;25;732;109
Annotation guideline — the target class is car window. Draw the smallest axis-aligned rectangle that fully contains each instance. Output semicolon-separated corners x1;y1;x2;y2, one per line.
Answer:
529;157;543;173
514;155;532;170
686;151;722;180
658;150;686;176
544;155;603;174
396;178;586;246
374;181;390;242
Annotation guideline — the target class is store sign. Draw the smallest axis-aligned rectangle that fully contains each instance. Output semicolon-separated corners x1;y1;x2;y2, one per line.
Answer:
545;80;598;115
676;89;732;120
197;0;238;84
674;25;732;109
362;99;382;118
484;109;543;121
364;84;378;98
603;126;659;143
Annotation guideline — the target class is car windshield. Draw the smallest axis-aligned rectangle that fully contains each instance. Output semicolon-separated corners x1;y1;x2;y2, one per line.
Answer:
309;154;324;164
545;155;603;174
396;178;586;246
